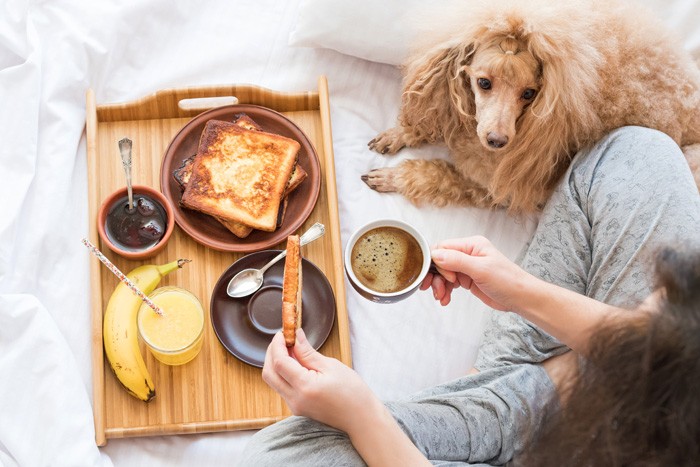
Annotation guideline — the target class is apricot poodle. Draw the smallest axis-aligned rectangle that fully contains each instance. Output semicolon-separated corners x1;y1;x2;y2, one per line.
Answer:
363;0;700;212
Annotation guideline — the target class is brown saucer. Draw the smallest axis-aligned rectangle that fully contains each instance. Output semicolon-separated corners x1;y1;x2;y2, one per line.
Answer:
160;104;321;252
210;250;336;367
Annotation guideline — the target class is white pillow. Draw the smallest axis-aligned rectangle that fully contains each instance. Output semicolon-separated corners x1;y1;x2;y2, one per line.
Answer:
289;0;700;65
288;0;428;66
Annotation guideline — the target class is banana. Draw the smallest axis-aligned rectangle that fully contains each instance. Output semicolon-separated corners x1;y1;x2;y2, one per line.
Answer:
103;259;188;401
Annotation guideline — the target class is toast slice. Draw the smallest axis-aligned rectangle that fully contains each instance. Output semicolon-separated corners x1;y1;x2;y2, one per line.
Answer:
173;154;197;190
282;235;302;347
174;114;307;195
285;165;308;194
181;119;300;232
212;167;304;238
212;200;286;238
175;115;307;237
174;115;258;191
231;114;308;194
233;113;263;131
175;154;306;198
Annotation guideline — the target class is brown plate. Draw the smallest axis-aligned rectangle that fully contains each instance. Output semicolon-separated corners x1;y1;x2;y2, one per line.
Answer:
160;104;321;252
210;250;336;367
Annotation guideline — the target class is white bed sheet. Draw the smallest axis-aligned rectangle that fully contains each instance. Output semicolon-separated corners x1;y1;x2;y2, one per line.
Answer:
0;0;695;465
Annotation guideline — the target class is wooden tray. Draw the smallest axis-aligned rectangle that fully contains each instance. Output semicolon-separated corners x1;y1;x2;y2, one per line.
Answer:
85;76;351;446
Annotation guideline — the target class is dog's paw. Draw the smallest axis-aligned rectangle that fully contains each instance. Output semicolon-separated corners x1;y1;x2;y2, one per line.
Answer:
368;128;405;155
361;168;398;193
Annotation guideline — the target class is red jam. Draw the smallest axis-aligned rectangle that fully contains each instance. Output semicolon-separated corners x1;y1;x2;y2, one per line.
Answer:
105;195;167;252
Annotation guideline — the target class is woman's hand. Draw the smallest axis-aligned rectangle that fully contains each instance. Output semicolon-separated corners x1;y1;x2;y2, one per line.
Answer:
263;329;431;466
420;235;530;310
421;236;626;354
262;329;383;435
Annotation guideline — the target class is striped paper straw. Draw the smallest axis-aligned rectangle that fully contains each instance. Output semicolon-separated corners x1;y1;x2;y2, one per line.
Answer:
82;238;164;316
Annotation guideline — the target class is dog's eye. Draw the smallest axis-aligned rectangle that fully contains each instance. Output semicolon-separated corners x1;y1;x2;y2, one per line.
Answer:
522;88;537;100
477;78;491;90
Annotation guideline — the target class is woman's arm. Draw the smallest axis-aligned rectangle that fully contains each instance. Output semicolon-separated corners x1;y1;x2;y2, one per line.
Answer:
262;330;431;467
512;273;623;353
348;400;431;467
424;236;627;354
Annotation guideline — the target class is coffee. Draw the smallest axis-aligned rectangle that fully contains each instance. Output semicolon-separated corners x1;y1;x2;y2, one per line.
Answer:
350;226;423;293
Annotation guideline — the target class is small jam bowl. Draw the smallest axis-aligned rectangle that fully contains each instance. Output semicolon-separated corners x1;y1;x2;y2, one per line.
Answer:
97;185;175;260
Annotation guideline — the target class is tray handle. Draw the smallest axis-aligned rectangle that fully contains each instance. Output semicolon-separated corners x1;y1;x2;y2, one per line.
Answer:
95;84;320;122
177;95;239;111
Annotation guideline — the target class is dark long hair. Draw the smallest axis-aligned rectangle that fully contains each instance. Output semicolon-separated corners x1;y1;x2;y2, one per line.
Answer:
521;247;700;466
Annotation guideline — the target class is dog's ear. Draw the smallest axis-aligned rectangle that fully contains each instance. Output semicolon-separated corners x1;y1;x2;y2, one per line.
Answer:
399;44;476;143
523;29;602;145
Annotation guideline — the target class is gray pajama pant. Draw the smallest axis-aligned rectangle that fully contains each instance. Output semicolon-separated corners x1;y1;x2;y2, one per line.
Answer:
239;127;700;466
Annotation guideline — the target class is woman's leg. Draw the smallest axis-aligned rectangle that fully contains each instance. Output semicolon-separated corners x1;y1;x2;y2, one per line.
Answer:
476;126;700;369
239;364;557;466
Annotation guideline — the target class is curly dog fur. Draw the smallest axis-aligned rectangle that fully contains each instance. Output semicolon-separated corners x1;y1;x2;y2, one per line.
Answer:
363;0;700;212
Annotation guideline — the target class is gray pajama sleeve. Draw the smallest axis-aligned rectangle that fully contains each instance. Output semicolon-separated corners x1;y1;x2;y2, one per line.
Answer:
240;126;700;466
475;126;700;370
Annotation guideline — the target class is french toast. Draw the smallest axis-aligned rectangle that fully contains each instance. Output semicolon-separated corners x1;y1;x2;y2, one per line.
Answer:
203;166;306;237
181;119;300;232
173;115;263;192
173;154;197;190
282;235;302;347
175;114;307;237
174;154;307;198
232;113;263;131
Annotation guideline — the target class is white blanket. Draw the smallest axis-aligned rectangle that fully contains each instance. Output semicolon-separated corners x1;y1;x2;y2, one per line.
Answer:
1;0;697;465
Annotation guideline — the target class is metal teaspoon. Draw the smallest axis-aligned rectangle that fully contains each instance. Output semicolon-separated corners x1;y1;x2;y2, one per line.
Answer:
226;222;326;298
118;137;134;211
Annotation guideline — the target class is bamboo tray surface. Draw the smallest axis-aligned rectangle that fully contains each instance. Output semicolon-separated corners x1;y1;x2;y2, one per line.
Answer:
86;77;350;445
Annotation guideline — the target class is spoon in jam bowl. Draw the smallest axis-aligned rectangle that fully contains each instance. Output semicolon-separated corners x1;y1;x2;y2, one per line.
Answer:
119;137;135;211
226;222;326;298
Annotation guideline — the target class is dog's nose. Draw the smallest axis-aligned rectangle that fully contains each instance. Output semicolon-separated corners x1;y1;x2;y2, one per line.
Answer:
487;132;509;148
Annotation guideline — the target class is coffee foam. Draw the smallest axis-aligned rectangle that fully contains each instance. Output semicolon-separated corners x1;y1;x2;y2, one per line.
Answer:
350;227;423;293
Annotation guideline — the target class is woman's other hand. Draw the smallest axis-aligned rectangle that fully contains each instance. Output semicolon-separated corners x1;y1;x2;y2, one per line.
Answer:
420;235;529;310
262;329;383;435
263;329;431;466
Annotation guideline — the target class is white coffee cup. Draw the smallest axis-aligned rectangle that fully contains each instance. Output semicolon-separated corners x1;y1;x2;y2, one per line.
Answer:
344;219;432;304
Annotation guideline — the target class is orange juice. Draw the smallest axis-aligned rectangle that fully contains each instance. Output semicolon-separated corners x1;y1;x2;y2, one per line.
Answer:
137;286;204;366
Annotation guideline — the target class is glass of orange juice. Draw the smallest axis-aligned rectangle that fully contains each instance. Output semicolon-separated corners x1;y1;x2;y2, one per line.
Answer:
137;286;205;366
